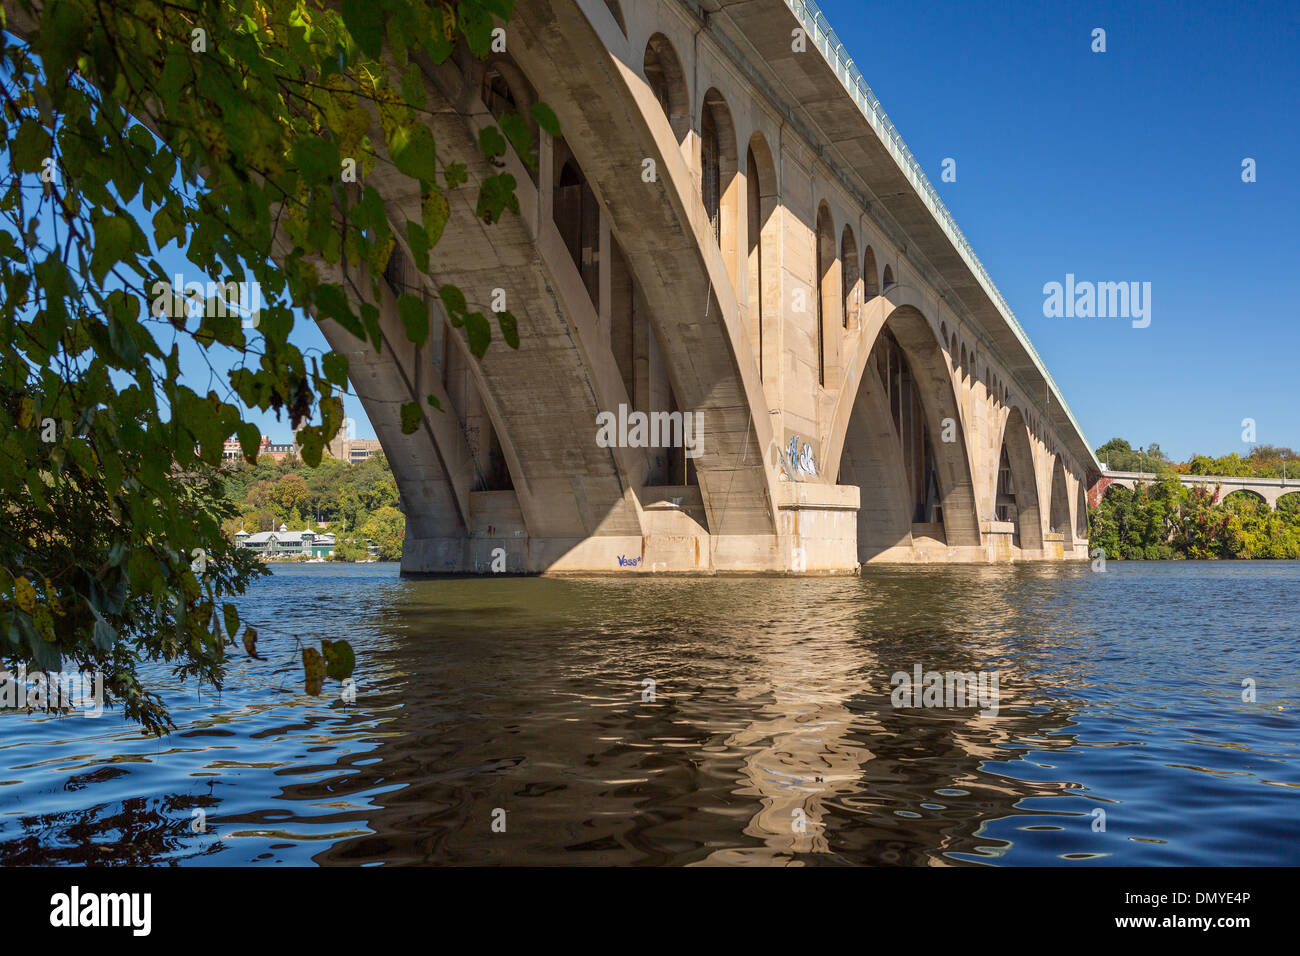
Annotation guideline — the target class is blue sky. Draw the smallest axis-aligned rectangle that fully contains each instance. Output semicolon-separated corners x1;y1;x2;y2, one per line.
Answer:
218;0;1298;462
819;0;1300;461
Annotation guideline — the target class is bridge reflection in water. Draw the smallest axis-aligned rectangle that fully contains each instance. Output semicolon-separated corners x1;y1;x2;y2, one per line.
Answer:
290;569;1109;866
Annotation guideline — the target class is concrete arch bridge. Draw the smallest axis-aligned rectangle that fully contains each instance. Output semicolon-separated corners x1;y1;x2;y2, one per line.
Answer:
324;0;1100;574
1096;472;1300;511
8;0;1102;574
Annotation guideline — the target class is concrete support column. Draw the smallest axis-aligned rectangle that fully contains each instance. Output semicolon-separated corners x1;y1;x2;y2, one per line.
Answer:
598;211;612;348
539;130;554;234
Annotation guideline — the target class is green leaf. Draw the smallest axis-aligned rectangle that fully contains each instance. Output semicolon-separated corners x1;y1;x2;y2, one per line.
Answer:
406;221;429;271
496;309;520;349
361;302;383;350
293;137;340;183
477;125;507;160
12;121;52;173
341;0;384;61
397;293;429;346
160;51;188;116
438;284;467;321
222;603;240;639
321;638;356;680
152;205;185;249
237;422;262;462
530;103;562;138
322;352;350;388
302;646;326;695
298;427;325;467
400;63;426;111
460;6;496;57
319;396;345;440
400;400;422;434
476;173;519;224
388;12;410;68
444;162;468;189
421;189;450;244
389;123;438;183
316;283;363;340
90;215;133;284
500;113;535;170
481;0;516;19
464;312;491;358
424;6;455;63
14;577;36;614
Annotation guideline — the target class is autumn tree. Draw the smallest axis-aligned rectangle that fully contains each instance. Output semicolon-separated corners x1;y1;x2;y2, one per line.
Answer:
0;0;554;731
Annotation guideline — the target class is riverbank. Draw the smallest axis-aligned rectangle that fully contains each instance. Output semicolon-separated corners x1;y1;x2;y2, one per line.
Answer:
1090;474;1300;559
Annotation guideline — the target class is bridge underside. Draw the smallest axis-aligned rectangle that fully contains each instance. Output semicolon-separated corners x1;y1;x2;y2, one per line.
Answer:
321;0;1093;574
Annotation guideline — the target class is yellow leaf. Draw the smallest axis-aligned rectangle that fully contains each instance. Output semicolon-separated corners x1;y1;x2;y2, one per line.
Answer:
14;576;35;613
302;646;326;695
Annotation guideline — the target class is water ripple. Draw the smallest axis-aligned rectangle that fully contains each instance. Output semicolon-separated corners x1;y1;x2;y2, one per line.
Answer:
0;561;1297;865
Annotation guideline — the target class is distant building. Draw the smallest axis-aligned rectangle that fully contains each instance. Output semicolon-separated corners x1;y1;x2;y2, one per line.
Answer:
222;431;379;467
326;436;384;464
223;434;295;464
223;435;268;463
235;524;335;558
261;441;298;463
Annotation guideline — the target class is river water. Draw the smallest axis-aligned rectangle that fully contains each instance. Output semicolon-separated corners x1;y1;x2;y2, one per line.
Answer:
1;561;1297;866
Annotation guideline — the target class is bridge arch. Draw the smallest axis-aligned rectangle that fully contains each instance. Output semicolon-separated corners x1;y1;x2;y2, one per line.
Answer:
863;243;883;303
512;0;782;544
863;245;879;301
882;263;895;290
1223;488;1269;511
700;88;740;288
1077;479;1089;540
832;300;981;551
643;33;691;146
552;145;600;307
746;132;780;391
480;56;539;120
1049;457;1074;547
1102;482;1132;505
815;202;840;388
825;281;936;477
995;407;1044;551
841;225;860;330
1278;492;1300;515
837;338;912;560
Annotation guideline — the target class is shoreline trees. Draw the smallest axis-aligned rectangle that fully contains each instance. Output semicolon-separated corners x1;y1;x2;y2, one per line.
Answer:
1090;438;1300;559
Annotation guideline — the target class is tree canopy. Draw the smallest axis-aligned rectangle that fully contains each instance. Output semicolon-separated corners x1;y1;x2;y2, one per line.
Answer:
1095;437;1172;474
1091;478;1300;560
221;452;405;559
0;0;552;732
